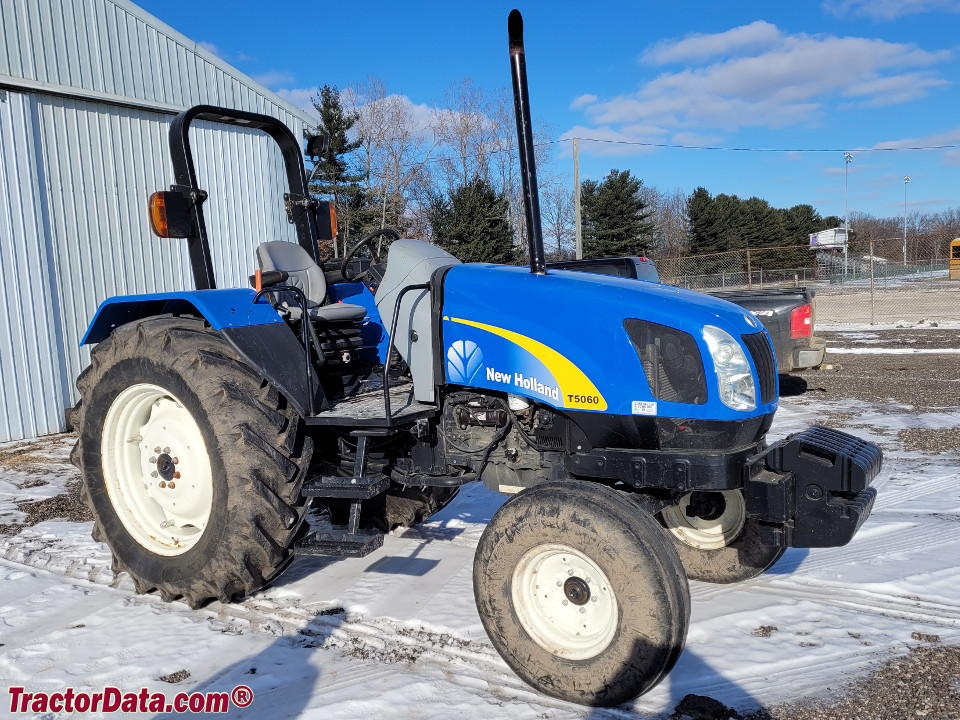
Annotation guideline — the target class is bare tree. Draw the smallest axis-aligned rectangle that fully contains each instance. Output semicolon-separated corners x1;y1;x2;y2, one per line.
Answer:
541;183;574;260
345;77;437;240
639;185;690;262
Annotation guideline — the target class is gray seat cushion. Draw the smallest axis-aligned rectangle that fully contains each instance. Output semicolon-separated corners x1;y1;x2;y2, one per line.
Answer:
308;303;368;323
255;241;366;323
256;241;328;307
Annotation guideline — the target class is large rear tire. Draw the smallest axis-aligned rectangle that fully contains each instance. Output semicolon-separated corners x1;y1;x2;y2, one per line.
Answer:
70;316;313;608
473;481;690;707
659;490;786;584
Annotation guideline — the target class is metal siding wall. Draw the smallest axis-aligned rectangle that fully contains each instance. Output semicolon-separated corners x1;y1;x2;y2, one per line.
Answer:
36;96;298;405
0;0;311;134
192;120;297;288
0;91;67;440
0;0;311;441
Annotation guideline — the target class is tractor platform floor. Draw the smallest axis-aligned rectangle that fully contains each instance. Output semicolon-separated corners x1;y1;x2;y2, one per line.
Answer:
306;381;437;427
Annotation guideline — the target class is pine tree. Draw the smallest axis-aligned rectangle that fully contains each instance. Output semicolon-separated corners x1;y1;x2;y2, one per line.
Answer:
430;178;517;264
308;85;368;257
580;169;655;258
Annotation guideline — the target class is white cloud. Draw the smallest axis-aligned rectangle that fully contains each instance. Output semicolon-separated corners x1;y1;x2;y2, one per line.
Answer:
669;131;726;147
274;88;319;120
643;21;781;64
559;124;666;156
197;41;255;65
198;41;223;58
251;70;296;89
570;94;598;110
571;27;950;138
823;0;960;19
872;127;960;150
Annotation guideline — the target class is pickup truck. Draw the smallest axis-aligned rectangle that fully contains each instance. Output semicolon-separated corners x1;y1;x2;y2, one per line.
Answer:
546;256;826;373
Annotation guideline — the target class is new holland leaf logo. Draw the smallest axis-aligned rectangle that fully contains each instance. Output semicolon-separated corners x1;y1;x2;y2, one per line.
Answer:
447;340;483;384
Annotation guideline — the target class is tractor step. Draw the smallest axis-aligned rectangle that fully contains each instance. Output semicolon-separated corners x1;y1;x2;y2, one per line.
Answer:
296;529;384;558
301;475;391;499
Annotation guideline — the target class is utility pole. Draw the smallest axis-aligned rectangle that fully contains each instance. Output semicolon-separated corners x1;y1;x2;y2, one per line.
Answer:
573;137;582;259
903;176;910;265
844;152;852;277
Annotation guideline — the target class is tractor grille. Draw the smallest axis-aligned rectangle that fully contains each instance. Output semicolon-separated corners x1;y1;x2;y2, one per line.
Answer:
624;319;707;405
741;331;777;405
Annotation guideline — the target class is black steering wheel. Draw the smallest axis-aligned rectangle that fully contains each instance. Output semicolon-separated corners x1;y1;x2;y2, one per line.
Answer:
340;228;399;282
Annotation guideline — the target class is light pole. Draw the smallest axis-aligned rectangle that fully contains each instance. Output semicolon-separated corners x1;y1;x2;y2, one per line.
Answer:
844;152;853;276
903;176;910;266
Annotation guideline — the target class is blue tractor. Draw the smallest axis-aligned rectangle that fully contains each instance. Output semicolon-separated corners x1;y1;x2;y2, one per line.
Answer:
70;11;881;707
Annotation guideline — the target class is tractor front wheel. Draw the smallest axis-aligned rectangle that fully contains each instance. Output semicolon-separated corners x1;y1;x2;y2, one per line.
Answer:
71;316;313;608
473;481;690;707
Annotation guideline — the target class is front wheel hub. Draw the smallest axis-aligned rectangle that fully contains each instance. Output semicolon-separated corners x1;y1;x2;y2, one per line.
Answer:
511;543;618;660
563;576;591;605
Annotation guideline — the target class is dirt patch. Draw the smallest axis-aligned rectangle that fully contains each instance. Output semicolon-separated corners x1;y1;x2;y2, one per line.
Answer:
0;435;75;474
159;669;191;683
744;644;960;720
1;479;93;536
899;427;960;453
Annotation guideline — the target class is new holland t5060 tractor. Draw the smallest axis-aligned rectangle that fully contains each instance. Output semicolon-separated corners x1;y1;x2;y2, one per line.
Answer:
71;10;881;707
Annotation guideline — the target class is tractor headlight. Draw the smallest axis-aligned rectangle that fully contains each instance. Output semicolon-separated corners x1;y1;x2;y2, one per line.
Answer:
703;325;756;411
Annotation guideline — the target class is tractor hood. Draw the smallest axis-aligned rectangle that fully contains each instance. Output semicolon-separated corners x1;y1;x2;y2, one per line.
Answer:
440;263;777;422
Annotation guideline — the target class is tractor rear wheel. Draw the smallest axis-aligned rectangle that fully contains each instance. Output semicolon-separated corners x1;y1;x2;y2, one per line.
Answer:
659;490;786;584
71;316;313;608
473;481;690;707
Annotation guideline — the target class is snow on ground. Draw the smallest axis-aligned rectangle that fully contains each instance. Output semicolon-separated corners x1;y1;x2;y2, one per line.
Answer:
2;358;960;718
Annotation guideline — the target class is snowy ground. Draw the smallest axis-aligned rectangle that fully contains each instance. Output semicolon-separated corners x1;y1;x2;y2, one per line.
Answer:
2;329;959;719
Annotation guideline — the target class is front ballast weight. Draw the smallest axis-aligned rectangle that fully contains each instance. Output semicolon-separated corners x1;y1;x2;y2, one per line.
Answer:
747;425;881;548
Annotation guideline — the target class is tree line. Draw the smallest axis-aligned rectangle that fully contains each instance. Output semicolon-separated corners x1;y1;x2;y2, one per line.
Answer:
308;81;960;267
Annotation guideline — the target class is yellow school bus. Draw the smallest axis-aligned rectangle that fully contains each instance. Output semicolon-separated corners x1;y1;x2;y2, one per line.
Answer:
951;239;960;280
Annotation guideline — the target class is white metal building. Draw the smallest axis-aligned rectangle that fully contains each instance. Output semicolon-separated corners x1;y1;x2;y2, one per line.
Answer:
0;0;315;442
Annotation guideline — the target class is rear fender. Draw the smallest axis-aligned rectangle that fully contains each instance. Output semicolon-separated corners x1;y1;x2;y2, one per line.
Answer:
81;289;323;416
81;289;284;344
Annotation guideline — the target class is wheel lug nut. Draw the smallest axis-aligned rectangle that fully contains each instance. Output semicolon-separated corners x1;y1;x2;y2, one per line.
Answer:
173;471;181;479
592;596;598;603
149;456;157;464
151;471;158;478
567;569;574;576
168;482;176;489
556;581;562;587
562;600;568;606
159;481;167;488
173;457;179;465
163;447;170;454
579;607;586;614
154;446;161;453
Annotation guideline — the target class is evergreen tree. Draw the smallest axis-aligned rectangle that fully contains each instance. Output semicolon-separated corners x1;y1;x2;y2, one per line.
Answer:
308;85;368;257
580;169;655;258
430;178;516;264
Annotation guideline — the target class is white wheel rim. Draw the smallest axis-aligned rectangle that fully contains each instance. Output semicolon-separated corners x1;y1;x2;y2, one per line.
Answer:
661;491;746;550
511;543;618;660
100;383;213;556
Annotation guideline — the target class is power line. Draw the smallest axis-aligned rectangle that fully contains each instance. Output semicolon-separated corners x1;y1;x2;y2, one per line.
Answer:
552;137;960;153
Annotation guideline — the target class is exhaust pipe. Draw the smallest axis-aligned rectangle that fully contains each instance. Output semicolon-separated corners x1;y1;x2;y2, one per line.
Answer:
508;10;546;275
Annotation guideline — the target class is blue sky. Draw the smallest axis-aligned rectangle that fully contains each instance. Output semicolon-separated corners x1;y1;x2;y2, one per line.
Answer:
137;0;960;219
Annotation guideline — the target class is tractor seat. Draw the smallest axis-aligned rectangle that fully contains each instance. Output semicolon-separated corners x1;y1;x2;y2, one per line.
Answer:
256;242;367;323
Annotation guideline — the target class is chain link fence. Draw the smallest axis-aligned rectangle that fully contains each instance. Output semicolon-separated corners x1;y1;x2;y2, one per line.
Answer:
653;236;960;326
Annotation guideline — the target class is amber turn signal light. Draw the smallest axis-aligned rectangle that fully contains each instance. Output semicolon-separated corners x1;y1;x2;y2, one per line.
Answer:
147;190;191;238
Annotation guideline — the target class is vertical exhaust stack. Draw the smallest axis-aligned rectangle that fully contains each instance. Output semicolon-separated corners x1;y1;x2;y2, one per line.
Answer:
508;10;547;275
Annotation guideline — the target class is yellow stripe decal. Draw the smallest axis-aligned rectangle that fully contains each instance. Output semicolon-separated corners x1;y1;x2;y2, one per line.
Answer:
448;317;607;411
